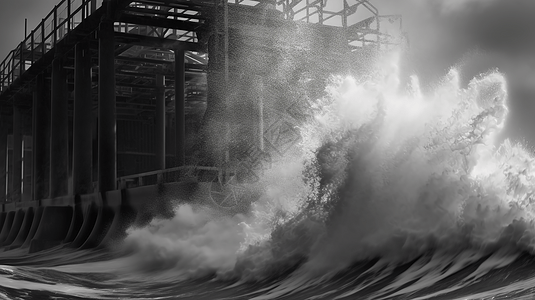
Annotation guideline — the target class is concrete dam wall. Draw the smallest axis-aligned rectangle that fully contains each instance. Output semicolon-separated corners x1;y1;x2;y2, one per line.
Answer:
0;182;214;253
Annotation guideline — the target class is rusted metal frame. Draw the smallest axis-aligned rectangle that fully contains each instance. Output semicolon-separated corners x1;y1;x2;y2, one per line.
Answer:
125;6;206;20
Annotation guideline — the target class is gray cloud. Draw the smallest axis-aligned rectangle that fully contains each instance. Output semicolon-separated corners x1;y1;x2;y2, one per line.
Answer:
393;0;535;145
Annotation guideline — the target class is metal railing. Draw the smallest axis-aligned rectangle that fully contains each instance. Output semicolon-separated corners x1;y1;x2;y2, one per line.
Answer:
0;0;401;96
121;2;204;42
0;0;104;93
117;166;232;189
223;0;402;50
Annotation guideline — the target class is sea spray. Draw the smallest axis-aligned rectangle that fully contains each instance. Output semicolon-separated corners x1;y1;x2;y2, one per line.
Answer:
121;204;246;276
120;51;535;294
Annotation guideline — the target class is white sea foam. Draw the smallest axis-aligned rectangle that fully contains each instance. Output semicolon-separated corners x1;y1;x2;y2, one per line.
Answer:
112;50;535;299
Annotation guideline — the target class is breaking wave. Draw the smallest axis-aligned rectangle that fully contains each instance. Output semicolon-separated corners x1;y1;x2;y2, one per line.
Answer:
7;51;535;299
106;51;535;299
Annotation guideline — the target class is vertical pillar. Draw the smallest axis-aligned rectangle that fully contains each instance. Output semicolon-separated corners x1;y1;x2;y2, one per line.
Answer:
98;19;116;192
254;75;264;152
73;41;93;195
91;0;97;13
6;134;11;200
33;73;50;201
174;49;185;167
0;122;7;202
50;54;69;198
22;135;32;200
21;135;33;201
221;0;229;165
155;74;166;170
12;105;22;202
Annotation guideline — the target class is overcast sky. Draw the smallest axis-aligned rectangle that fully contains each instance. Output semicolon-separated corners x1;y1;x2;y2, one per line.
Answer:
0;0;57;60
1;0;535;147
374;0;535;147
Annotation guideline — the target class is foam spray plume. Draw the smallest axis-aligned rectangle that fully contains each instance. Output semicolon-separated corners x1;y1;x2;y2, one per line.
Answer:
118;51;535;299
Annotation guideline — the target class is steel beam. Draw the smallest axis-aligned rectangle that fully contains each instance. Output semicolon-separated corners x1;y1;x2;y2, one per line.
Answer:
119;14;204;31
114;32;203;51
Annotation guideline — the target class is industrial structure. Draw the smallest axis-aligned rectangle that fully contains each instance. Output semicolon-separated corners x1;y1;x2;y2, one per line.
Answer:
0;0;401;252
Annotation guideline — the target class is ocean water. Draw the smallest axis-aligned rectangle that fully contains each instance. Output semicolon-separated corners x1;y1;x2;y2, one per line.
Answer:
2;52;535;300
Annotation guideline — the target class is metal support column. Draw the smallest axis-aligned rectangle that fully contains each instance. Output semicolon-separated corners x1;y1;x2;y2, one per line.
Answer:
32;73;49;201
98;19;116;192
50;55;69;198
254;75;264;152
91;0;97;13
155;74;166;170
221;0;229;165
73;41;93;195
204;0;229;169
22;137;32;200
12;105;22;202
0;123;7;202
174;49;185;167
